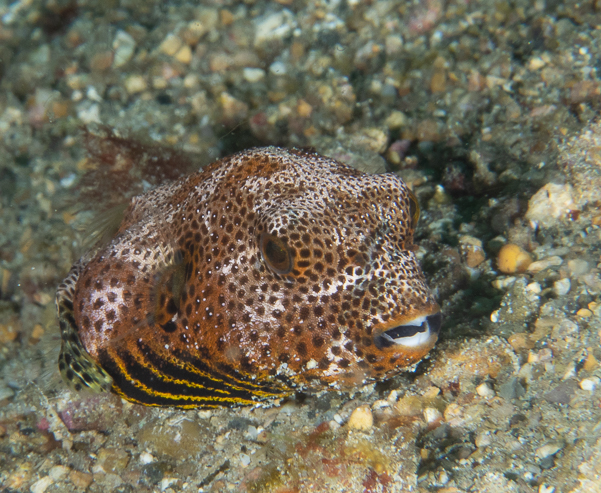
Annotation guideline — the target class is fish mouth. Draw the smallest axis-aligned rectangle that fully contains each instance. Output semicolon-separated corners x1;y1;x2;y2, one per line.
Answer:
373;312;442;350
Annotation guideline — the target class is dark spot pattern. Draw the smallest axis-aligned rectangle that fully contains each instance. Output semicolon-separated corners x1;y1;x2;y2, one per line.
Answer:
58;147;440;408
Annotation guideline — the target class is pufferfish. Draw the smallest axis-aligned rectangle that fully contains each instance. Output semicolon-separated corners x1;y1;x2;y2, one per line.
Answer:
56;147;441;408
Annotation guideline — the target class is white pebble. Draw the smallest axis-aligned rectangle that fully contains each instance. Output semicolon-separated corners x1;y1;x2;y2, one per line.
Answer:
239;453;251;467
539;485;555;493
568;259;589;276
159;478;178;491
77;103;101;124
60;173;77;188
527;256;563;273
245;425;258;440
371;400;390;410
254;11;296;47
139;451;155;464
562;364;576;380
492;276;516;290
423;407;442;424
553;278;571;296
48;466;69;480
269;61;287;75
475;431;492;448
30;476;53;493
579;377;600;392
437;469;450;485
243;68;266;83
112;30;136;68
476;382;495;398
536;442;563;459
86;86;103;102
525;183;574;229
526;282;542;294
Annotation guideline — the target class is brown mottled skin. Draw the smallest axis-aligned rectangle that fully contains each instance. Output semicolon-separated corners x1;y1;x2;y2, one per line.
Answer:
58;147;441;407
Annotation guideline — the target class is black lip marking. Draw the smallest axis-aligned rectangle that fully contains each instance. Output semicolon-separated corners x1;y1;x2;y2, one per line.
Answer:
373;312;442;350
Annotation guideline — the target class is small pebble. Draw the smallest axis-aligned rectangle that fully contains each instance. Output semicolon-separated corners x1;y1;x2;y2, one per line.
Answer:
0;386;15;400
385;35;403;55
347;405;373;431
492;276;516;290
528;56;546;70
69;471;93;489
174;45;192;64
476;382;495;398
77;103;101;124
296;99;312;118
239;453;251;467
254;11;296;47
579;377;600;392
159;478;179;490
423;386;441;398
385;111;408;129
459;235;486;268
423;407;442;424
583;352;599;372
536;349;554;364
577;308;592;318
498;377;526;400
475;431;492;448
539;485;555;493
553;278;571;296
139;452;155;464
112;30;136;68
525;183;575;229
269;61;287;75
371;400;390;410
243;68;266;83
563;364;577;380
568;259;589;276
536;442;563;459
124;75;148;94
159;33;183;56
48;466;69;480
527;256;563;273
507;333;534;351
497;244;533;274
544;381;577;405
30;476;53;493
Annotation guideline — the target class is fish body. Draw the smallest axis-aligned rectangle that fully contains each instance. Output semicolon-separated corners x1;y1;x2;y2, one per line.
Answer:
57;147;441;408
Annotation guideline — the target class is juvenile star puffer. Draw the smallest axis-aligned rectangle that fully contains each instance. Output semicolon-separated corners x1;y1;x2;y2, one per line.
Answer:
56;147;441;408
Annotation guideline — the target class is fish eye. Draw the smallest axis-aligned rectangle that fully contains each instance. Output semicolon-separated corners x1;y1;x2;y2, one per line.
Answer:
260;233;293;274
407;189;420;229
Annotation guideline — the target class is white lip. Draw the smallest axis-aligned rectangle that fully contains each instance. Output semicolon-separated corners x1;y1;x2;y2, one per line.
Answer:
380;315;432;348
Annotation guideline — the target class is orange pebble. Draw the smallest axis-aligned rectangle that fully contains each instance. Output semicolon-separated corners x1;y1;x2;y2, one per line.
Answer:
497;244;533;274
